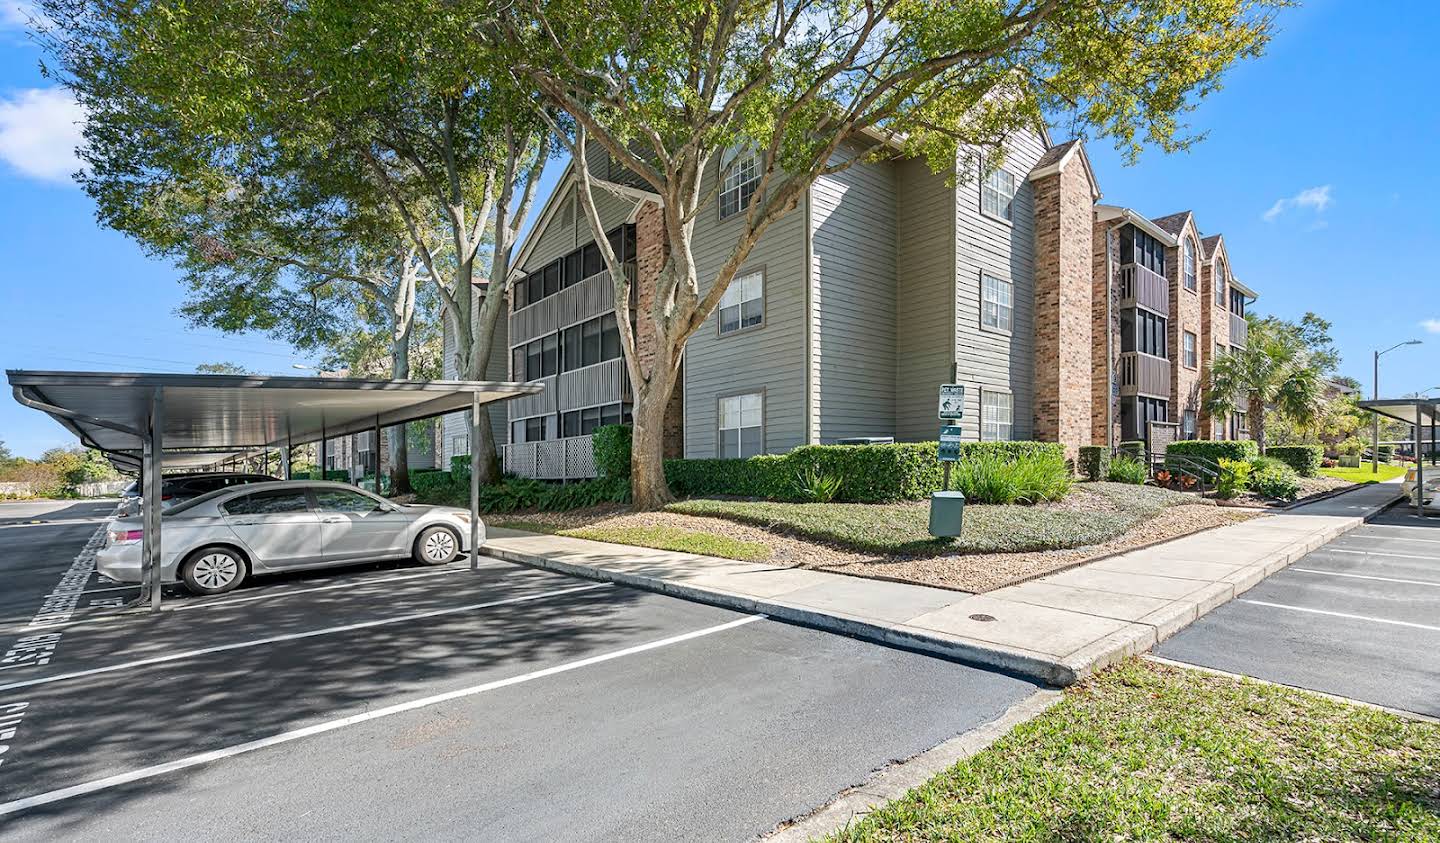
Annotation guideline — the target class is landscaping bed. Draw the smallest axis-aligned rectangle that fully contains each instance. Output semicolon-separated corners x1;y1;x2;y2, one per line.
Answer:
492;483;1260;593
824;659;1440;842
1219;472;1354;509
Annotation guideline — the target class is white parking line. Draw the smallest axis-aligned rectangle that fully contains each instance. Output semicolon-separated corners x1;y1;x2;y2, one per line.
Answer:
1325;548;1439;562
79;584;138;595
0;613;764;817
1352;534;1440;544
0;582;611;694
1290;568;1440;588
1238;599;1440;633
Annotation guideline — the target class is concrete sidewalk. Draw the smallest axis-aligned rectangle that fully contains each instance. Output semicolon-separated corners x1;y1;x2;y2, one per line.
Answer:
482;482;1404;686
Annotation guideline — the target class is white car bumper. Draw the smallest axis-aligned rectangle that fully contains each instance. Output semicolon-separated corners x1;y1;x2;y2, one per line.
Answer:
96;542;179;584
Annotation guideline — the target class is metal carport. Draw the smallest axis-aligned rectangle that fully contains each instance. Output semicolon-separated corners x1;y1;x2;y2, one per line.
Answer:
8;370;542;611
1358;397;1438;516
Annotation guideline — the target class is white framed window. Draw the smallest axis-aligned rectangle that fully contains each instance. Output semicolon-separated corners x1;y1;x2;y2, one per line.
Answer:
981;273;1013;332
981;390;1014;441
1182;410;1196;438
718;147;761;219
1214;258;1227;307
980;164;1016;221
719;271;764;335
719;392;763;458
451;434;469;456
1183;237;1197;291
1183;331;1197;368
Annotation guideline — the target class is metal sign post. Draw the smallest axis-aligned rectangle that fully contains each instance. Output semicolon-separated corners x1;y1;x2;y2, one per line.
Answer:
936;384;965;492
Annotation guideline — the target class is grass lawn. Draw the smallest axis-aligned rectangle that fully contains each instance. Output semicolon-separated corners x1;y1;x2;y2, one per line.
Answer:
827;660;1440;842
1321;463;1407;484
500;521;772;562
666;482;1196;555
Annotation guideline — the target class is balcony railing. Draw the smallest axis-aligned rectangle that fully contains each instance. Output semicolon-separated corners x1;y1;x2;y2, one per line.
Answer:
1119;351;1171;398
510;263;637;347
1229;313;1248;347
1119;262;1168;317
501;435;596;481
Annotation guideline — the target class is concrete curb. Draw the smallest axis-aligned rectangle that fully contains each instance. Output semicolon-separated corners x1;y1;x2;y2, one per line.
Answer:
484;486;1403;689
758;689;1064;842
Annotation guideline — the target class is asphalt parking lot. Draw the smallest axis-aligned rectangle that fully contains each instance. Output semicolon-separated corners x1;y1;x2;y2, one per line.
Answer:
0;499;1037;840
1157;503;1440;717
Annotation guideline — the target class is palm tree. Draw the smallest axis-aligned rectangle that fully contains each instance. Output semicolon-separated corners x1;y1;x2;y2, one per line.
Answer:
1204;315;1324;454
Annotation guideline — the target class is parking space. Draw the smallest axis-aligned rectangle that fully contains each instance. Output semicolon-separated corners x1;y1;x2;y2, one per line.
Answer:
1157;504;1440;717
0;501;1037;840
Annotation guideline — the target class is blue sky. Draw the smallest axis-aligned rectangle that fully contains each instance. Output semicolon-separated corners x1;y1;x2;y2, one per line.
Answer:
1;0;1436;457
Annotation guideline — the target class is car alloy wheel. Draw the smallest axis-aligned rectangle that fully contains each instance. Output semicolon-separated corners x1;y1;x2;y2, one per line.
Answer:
424;530;456;562
192;552;240;590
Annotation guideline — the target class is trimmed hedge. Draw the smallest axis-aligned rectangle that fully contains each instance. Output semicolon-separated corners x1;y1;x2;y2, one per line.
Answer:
1077;446;1109;481
411;470;456;500
1266;445;1323;477
1118;440;1146;458
592;425;632;479
666;440;1065;503
1378;444;1396;462
1165;439;1259;465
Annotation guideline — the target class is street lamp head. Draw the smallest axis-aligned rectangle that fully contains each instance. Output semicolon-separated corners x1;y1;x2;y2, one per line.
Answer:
1405;339;1424;346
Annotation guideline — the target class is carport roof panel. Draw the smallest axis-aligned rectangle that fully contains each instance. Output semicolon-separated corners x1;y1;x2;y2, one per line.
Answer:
8;370;542;455
1358;398;1440;426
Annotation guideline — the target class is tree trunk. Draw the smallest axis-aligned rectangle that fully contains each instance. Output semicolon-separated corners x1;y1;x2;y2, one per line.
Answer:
630;360;680;509
1250;394;1266;454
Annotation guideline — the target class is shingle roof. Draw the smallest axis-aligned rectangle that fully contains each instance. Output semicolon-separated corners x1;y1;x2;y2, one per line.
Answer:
1150;212;1192;238
1030;140;1079;173
1200;234;1223;259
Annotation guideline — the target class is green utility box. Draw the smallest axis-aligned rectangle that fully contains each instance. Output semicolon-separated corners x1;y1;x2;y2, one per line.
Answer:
928;491;966;537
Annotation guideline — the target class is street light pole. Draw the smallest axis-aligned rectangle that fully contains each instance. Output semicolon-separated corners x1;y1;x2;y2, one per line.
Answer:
1374;340;1423;473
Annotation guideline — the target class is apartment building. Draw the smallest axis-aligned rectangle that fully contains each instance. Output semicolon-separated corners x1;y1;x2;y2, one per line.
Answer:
454;130;1257;478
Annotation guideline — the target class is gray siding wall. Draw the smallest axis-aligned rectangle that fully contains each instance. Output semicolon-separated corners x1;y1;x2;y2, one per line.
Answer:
683;163;809;458
810;145;898;442
894;158;957;441
952;133;1047;441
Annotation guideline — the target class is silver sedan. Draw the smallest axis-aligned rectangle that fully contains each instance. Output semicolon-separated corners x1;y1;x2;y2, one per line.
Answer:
97;480;482;595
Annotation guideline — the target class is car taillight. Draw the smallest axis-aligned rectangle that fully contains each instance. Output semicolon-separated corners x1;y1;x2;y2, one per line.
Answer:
109;529;143;544
161;494;174;501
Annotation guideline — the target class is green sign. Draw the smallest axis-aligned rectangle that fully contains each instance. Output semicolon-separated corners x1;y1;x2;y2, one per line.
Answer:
938;425;963;462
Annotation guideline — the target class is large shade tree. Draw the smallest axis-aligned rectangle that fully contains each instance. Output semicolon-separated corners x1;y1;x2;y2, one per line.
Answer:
503;0;1286;507
37;0;553;484
1205;314;1325;454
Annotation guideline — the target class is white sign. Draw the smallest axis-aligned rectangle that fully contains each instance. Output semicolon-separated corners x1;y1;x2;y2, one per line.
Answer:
938;384;965;420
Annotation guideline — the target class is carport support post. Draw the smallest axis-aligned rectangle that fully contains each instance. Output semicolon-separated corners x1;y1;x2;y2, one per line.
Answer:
141;386;164;613
281;438;291;480
470;391;481;571
1417;403;1426;517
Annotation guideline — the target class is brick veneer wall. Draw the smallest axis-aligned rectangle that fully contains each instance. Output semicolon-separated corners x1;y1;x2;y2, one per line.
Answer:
1091;220;1120;447
1031;163;1093;459
1198;247;1231;438
632;201;684;459
1167;223;1204;434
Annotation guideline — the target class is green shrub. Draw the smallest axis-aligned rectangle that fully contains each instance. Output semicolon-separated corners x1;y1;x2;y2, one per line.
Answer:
1265;445;1323;477
1077;445;1109;481
793;465;844;503
1166;439;1260;466
1251;462;1301;501
1337;437;1366;456
664;440;1064;503
1216;458;1252;499
948;450;1072;504
1117;440;1147;459
591;425;632;479
411;470;456;501
1249;455;1288;473
1107;454;1148;485
1378;444;1396;462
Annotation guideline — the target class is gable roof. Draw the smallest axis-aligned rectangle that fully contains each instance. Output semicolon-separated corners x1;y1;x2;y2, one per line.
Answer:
1027;139;1100;200
1200;234;1223;260
1150;211;1193;238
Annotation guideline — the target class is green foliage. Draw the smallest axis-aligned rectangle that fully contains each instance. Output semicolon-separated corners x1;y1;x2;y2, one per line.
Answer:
194;362;253;375
1166;439;1260;465
1205;315;1327;450
1216;458;1252;499
1118;440;1147;458
1336;436;1367;456
591;425;632;479
1265;445;1323;477
1077;446;1110;482
410;471;631;513
948;450;1073;505
1378;444;1396;462
410;470;455;500
557;525;770;562
1250;462;1301;501
793;465;844;503
664;441;1065;503
1107;455;1149;485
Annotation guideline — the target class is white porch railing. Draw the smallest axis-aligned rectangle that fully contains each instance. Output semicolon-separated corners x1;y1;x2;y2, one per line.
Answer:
501;435;597;481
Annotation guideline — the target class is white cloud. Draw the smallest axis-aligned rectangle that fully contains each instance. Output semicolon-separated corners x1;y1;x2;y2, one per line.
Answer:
0;87;83;184
1262;184;1333;222
1422;319;1440;335
0;1;32;28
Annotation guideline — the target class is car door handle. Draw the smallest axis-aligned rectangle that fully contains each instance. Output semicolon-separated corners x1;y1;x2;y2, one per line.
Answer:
321;516;346;524
229;519;258;526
